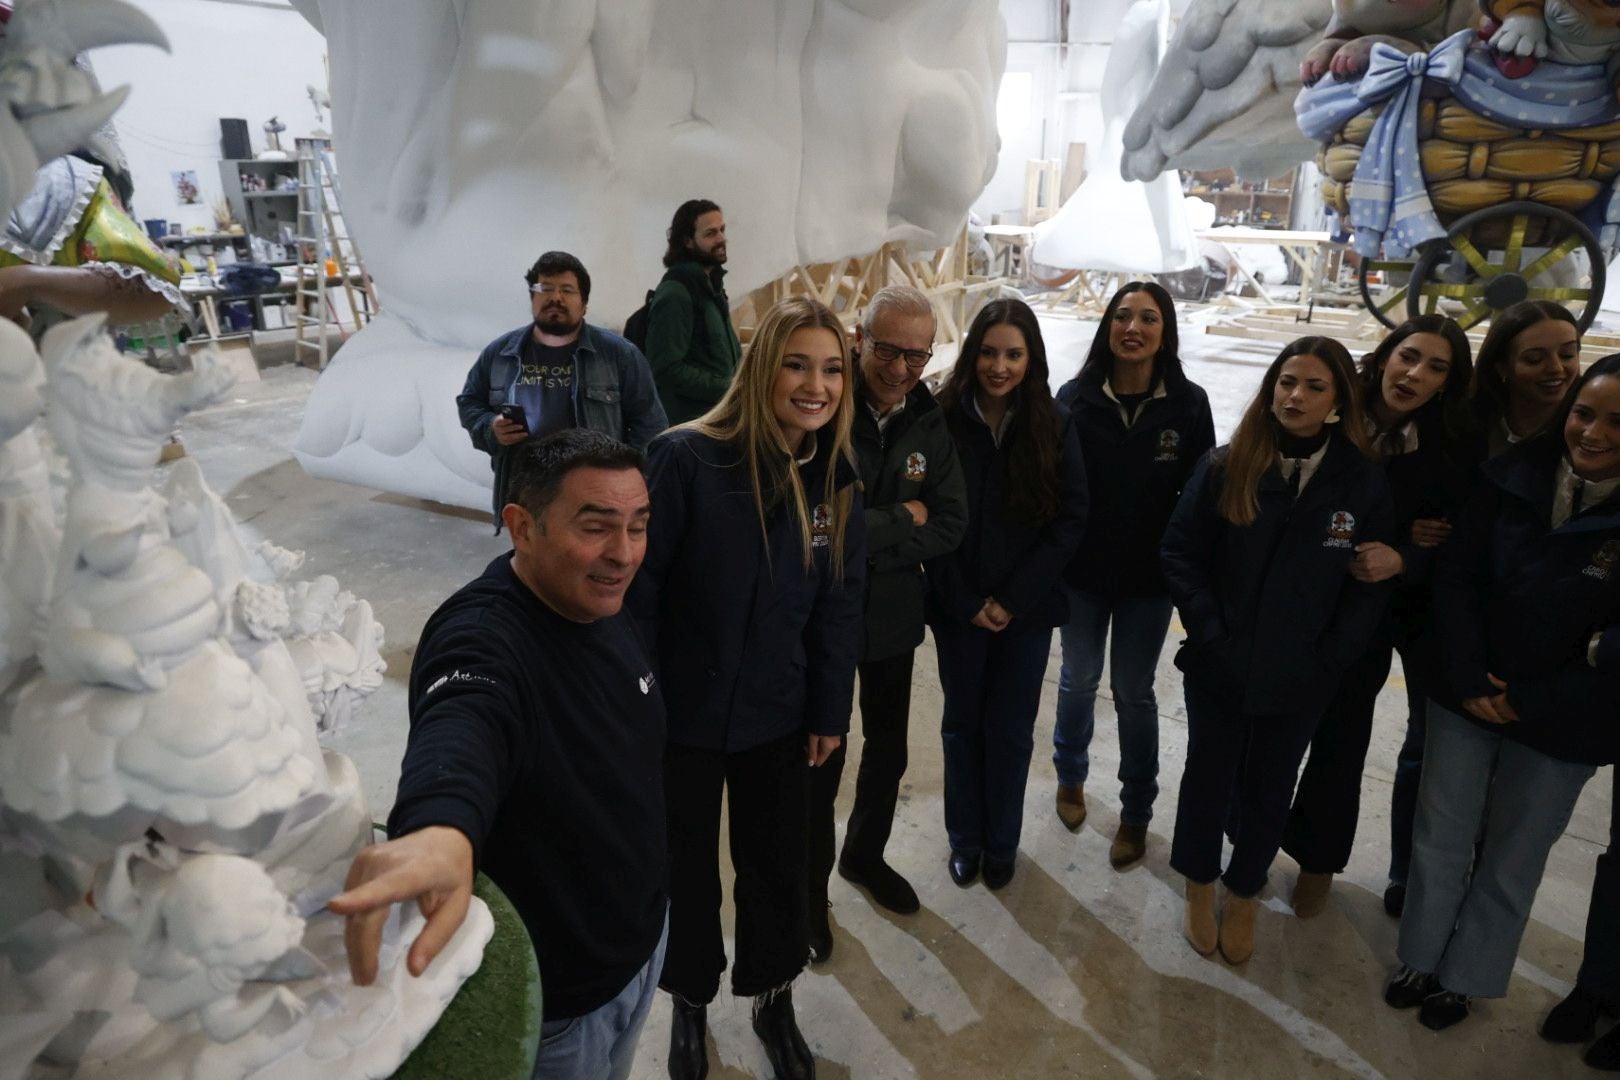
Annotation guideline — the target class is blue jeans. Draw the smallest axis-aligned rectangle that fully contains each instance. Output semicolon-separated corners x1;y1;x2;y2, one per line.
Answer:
935;621;1054;861
1053;588;1173;825
533;912;669;1080
1397;702;1595;999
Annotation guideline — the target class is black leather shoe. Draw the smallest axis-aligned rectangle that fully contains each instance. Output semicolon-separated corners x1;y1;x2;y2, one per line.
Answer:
948;851;980;887
668;996;709;1080
807;898;833;965
1418;989;1471;1031
1587;1022;1620;1071
839;857;920;915
1384;965;1438;1009
1383;882;1406;918
752;987;815;1080
982;854;1015;890
1544;985;1610;1044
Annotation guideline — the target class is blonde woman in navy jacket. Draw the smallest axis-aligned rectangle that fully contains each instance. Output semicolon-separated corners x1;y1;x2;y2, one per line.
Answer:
1386;354;1620;1037
1161;336;1393;965
632;296;865;1080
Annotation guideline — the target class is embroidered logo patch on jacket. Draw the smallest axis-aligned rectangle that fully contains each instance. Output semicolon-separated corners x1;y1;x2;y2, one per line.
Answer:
812;503;832;548
904;451;927;482
1155;429;1181;462
1324;510;1357;549
1584;538;1620;581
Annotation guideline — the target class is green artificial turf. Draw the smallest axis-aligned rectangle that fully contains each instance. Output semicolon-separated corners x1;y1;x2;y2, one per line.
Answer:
390;872;540;1079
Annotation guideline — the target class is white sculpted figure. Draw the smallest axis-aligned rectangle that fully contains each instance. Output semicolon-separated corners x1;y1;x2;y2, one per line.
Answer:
0;316;54;692
286;0;1007;509
1034;0;1200;274
95;845;315;1043
0;313;490;1077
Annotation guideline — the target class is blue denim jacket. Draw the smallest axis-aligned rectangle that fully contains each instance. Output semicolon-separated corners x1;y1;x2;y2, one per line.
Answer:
458;322;668;526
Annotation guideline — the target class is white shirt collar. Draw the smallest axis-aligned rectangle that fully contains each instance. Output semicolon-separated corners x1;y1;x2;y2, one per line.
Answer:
1279;440;1331;494
1554;456;1620;528
969;392;1015;447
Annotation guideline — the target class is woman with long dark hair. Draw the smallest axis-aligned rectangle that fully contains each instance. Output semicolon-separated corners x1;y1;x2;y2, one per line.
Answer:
1161;336;1393;964
1386;354;1620;1034
1468;299;1580;459
1281;315;1474;918
928;298;1087;890
1378;301;1582;917
1050;282;1215;867
634;296;865;1080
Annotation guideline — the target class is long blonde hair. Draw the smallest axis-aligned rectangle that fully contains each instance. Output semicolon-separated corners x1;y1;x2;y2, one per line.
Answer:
1218;336;1373;526
689;296;858;575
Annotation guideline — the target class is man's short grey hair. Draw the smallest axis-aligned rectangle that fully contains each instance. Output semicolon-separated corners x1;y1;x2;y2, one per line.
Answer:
862;285;935;335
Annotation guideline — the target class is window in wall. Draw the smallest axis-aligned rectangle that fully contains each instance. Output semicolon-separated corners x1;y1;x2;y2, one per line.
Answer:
996;71;1034;138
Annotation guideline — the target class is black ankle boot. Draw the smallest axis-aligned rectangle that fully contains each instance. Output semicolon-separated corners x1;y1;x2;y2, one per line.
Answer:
1544;985;1608;1044
752;986;815;1080
668;996;709;1080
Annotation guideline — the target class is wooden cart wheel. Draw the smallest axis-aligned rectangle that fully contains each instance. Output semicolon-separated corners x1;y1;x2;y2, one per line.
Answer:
1359;256;1417;330
1406;200;1607;333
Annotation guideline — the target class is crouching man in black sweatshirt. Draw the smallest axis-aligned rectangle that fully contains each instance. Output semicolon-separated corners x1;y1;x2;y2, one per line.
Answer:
329;429;667;1080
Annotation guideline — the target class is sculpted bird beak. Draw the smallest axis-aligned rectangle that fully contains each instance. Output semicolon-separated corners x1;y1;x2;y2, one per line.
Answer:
7;0;170;55
19;85;127;164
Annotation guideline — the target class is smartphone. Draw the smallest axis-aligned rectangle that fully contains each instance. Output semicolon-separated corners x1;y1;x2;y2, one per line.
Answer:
498;403;528;429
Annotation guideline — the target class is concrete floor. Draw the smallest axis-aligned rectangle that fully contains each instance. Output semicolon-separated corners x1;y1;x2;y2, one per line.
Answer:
173;315;1613;1079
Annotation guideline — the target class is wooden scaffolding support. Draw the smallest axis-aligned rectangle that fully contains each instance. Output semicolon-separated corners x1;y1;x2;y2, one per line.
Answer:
733;224;1005;351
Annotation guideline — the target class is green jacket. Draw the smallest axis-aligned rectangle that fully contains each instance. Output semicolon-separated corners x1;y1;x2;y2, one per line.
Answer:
644;260;742;425
855;379;969;661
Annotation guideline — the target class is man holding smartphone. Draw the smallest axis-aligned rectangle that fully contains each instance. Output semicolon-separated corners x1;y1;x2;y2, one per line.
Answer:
458;250;667;529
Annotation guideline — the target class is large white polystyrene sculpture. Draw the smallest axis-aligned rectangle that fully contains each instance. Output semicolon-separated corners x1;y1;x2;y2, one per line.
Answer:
286;0;1007;510
1034;0;1201;274
1120;0;1331;182
0;315;490;1078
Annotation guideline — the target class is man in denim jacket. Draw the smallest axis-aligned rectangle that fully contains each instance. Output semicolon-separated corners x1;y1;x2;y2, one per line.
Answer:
458;250;666;528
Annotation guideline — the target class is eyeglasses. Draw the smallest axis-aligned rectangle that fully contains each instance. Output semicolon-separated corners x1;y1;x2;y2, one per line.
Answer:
531;283;581;298
868;339;933;370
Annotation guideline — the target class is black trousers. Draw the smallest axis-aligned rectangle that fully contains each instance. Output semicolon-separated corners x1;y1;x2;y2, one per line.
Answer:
1171;672;1319;897
1579;767;1620;1002
807;651;916;899
1280;640;1395;875
660;732;808;1003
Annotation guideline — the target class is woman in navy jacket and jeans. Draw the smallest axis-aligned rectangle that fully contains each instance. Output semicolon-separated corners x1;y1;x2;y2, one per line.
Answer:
928;298;1087;891
1386;354;1620;1036
1162;336;1393;965
1051;282;1215;869
633;296;866;1080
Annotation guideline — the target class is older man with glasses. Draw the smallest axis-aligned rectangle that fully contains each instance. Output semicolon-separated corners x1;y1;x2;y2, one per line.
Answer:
458;250;666;529
805;285;969;960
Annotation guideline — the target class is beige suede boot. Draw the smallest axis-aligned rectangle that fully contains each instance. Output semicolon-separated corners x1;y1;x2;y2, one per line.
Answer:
1184;879;1218;956
1219;891;1259;964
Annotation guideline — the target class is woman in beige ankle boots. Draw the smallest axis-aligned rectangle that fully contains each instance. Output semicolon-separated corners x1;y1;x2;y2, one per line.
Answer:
1160;337;1393;963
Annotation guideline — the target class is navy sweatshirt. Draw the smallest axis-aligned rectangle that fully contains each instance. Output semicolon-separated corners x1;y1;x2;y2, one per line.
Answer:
1057;364;1215;598
1432;438;1620;766
389;554;667;1020
1161;431;1395;716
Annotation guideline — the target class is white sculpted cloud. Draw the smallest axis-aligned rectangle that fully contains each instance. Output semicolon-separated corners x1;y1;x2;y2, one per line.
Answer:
289;0;1007;509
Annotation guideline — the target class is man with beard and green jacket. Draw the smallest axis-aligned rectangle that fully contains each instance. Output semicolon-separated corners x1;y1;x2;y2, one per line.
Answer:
805;285;968;961
643;199;743;425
